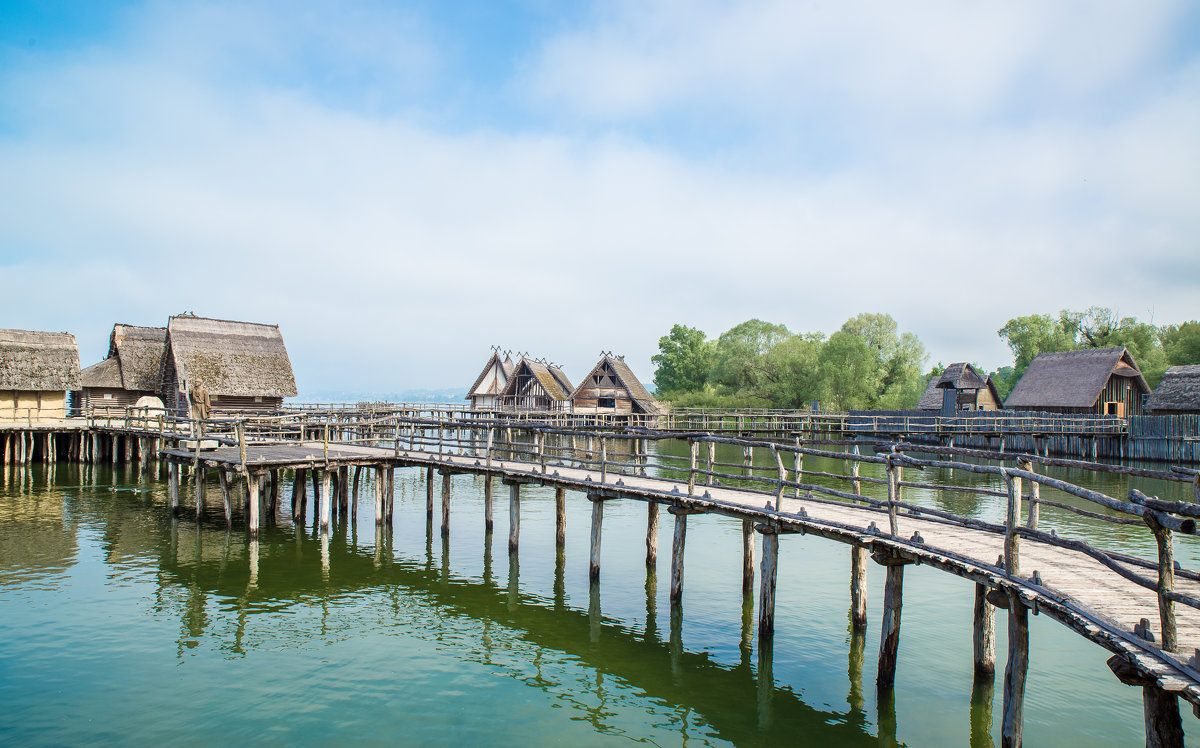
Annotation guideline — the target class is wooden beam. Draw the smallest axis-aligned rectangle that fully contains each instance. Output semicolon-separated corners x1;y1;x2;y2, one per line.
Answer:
742;519;756;596
670;512;687;603
441;471;452;537
484;474;494;532
877;564;904;690
850;545;868;629
758;528;779;636
555;486;566;547
974;583;996;678
1001;592;1029;748
508;482;520;554
589;495;603;582
646;502;659;567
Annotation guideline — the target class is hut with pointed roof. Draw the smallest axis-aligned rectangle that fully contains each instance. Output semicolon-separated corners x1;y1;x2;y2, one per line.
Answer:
80;324;167;412
466;349;515;410
916;363;1003;415
0;329;81;422
158;315;297;416
1146;365;1200;415
500;357;573;411
1004;347;1149;417
570;353;662;416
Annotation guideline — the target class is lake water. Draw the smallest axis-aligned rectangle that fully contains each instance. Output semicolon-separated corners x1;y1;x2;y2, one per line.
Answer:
1;443;1197;746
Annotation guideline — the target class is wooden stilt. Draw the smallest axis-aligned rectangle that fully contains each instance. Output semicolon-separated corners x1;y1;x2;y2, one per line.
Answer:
850;545;868;629
589;495;604;582
426;466;434;519
1001;593;1029;748
374;466;384;525
168;461;179;515
742;519;756;596
484;475;494;531
441;471;451;536
670;512;687;603
248;472;261;538
385;467;394;522
974;583;996;678
555;486;566;546
320;470;332;532
877;564;904;690
758;529;779;635
646;502;659;567
218;470;233;527
508;482;520;554
292;469;306;521
352;466;361;517
195;465;205;521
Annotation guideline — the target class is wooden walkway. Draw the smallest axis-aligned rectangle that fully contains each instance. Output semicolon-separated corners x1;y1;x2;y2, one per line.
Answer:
160;439;1200;714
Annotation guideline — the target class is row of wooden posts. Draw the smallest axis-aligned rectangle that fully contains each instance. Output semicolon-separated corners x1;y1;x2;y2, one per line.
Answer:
0;430;162;466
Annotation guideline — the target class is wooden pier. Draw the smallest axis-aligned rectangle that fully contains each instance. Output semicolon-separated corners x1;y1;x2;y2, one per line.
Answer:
146;413;1200;746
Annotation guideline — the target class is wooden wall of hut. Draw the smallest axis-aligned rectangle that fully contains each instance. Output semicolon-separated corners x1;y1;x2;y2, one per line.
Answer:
211;395;283;412
0;390;68;421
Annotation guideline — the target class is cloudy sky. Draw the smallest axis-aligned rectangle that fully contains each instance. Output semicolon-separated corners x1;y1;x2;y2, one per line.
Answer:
2;1;1197;398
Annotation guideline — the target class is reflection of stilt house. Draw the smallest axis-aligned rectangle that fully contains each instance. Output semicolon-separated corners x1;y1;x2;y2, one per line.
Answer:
465;349;515;410
570;353;662;416
80;324;167;412
916;363;1003;415
0;329;81;423
1004;347;1149;417
159;315;297;417
500;358;573;411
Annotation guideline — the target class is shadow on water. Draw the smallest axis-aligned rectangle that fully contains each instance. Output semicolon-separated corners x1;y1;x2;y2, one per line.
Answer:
151;522;893;746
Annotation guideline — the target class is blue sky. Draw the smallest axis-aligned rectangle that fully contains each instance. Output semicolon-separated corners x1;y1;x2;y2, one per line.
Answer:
1;0;1198;398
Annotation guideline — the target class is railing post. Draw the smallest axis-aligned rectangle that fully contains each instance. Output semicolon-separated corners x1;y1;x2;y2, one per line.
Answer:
772;445;784;510
537;430;546;474
885;456;899;536
1003;468;1022;577
600;437;607;484
1145;511;1178;653
1020;459;1039;530
485;428;493;468
707;441;716;486
688;439;697;496
793;437;802;498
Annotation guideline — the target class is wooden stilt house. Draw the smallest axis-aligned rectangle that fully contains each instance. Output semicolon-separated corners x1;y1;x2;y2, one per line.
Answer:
465;349;515;410
916;363;1003;415
80;324;167;414
159;315;297;417
0;329;81;423
499;357;573;411
570;353;663;416
1146;365;1200;415
1004;347;1149;416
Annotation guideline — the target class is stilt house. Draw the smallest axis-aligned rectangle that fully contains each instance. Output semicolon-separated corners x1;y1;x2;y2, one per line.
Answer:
80;324;167;413
1004;347;1149;416
916;363;1003;415
570;353;662;416
0;329;81;423
159;315;297;416
1146;365;1200;415
465;349;515;410
500;358;573;411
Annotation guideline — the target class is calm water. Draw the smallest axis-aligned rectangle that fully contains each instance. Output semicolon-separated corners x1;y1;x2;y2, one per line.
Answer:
1;443;1198;746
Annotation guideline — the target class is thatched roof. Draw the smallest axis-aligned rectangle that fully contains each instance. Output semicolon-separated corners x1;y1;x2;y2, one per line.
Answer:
502;358;573;402
81;356;122;389
163;315;297;397
571;354;663;413
0;329;81;391
465;351;514;399
1005;347;1148;409
1146;365;1200;413
916;362;1000;410
81;324;167;392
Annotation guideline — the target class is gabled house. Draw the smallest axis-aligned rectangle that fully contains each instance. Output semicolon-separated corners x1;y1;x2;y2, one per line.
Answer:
465;349;515;410
570;353;662;416
0;329;81;423
1146;365;1200;415
500;358;573;411
917;363;1003;415
159;315;297;416
1004;347;1149;416
80;324;167;412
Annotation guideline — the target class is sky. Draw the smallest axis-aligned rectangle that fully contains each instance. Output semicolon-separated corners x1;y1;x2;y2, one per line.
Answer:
1;0;1198;399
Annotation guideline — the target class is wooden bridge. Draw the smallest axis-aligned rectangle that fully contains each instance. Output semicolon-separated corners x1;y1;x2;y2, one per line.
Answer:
136;411;1200;747
6;405;1200;745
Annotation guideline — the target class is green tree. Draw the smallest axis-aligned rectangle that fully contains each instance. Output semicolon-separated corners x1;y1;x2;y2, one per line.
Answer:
817;331;882;410
757;332;825;408
651;324;713;396
997;313;1077;383
1061;306;1169;387
1161;321;1200;366
711;319;792;393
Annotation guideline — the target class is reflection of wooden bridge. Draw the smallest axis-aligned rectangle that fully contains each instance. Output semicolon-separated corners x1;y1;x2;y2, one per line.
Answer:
147;414;1200;747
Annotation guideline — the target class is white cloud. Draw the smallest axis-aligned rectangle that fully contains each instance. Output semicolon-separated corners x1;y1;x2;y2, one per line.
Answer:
0;0;1197;396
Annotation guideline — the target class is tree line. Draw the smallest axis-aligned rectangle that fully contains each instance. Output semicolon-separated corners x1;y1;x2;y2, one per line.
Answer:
652;308;1200;410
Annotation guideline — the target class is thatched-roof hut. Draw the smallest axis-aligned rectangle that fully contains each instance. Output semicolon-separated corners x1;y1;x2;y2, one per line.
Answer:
500;358;573;411
917;363;1003;415
0;329;81;422
1005;347;1148;416
1146;365;1200;415
159;315;297;416
465;350;515;410
80;324;167;412
570;354;662;416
